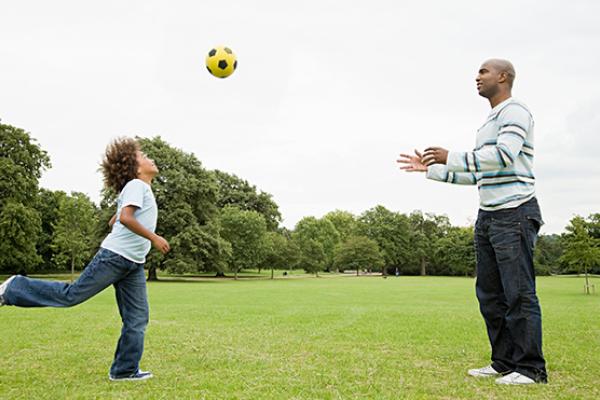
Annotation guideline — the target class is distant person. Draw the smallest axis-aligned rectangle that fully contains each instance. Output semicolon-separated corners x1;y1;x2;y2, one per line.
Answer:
395;267;400;277
397;59;547;385
0;138;170;381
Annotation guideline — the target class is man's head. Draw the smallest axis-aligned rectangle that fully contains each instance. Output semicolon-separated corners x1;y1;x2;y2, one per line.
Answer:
476;59;515;100
101;137;158;193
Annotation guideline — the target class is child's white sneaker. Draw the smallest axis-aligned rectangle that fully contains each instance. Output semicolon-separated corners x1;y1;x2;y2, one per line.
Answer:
0;276;16;306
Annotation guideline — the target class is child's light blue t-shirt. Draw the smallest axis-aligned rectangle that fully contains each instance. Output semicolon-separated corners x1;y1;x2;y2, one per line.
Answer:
101;179;158;263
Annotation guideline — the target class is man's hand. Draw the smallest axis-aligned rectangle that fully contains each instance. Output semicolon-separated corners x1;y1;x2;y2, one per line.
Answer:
397;149;428;172
421;147;449;166
151;234;171;254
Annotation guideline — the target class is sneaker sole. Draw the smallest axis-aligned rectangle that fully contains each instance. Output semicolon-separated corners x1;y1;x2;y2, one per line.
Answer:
109;375;153;382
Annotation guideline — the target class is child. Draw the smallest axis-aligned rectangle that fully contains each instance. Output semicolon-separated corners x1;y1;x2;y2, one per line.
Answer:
0;137;170;381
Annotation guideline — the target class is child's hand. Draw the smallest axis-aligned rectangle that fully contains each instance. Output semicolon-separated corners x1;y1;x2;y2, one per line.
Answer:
152;235;171;254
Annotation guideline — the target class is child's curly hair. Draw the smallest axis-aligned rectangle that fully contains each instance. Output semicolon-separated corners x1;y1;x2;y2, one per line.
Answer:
101;137;140;193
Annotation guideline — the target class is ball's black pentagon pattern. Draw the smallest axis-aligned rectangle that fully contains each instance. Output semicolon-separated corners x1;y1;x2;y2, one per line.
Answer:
206;46;236;78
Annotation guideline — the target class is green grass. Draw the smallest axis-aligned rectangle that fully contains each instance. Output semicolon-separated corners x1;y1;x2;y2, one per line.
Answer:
1;275;599;399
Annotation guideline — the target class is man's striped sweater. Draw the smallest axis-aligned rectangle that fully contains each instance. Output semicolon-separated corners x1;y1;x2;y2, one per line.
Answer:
426;97;536;211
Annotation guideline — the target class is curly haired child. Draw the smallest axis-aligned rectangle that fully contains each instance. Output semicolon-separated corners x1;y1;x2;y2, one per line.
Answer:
0;137;170;381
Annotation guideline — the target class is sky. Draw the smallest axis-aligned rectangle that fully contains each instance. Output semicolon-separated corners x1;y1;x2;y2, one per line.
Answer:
1;0;599;234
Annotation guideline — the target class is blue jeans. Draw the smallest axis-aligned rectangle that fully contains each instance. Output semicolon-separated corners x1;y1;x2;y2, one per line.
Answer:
3;248;149;378
474;197;547;383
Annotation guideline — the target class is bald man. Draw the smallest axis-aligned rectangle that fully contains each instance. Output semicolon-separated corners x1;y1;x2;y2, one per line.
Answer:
398;59;547;385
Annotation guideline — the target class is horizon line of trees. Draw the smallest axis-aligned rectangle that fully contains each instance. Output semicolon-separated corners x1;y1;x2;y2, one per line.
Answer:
1;121;598;279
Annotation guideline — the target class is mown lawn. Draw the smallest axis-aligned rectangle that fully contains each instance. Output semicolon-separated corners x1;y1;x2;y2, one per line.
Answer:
1;275;598;399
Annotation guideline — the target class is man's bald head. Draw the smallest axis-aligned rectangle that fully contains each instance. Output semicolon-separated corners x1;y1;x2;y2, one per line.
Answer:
482;59;516;88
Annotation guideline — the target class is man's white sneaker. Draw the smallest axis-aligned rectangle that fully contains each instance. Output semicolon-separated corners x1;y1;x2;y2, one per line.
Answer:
467;365;503;378
495;372;535;385
0;275;17;306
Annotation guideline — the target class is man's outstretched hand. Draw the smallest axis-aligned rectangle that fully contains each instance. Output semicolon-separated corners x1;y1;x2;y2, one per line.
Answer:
397;149;428;172
421;147;449;166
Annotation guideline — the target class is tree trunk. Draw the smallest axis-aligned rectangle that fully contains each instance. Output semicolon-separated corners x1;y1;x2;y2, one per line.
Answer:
356;267;359;277
420;257;427;276
585;266;590;295
147;265;158;281
271;267;274;280
70;254;75;283
234;269;238;280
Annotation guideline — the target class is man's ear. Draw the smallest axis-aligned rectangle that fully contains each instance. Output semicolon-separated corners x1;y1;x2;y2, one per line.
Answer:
498;71;508;84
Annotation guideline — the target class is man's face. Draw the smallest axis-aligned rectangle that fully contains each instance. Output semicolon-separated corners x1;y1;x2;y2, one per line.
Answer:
136;151;159;176
476;63;501;99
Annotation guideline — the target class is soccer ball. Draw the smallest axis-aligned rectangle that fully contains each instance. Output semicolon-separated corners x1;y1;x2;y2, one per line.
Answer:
205;46;237;78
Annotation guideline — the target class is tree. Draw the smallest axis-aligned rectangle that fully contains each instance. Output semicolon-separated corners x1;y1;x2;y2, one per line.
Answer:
433;226;475;276
586;213;600;240
357;206;410;275
324;210;358;243
213;170;282;231
534;234;563;275
0;202;42;274
407;211;450;276
35;189;67;271
52;192;99;280
0;122;50;273
260;231;289;279
293;216;340;272
334;236;384;275
560;215;600;294
0;123;51;206
296;238;326;277
219;206;267;279
280;229;302;272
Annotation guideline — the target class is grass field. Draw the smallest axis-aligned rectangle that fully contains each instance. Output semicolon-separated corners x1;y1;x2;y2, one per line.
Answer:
1;274;599;399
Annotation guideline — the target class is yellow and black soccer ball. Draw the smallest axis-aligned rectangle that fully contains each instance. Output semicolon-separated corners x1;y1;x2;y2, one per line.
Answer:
205;46;237;78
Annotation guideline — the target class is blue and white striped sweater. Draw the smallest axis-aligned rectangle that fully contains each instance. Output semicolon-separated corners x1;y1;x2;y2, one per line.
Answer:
426;98;536;211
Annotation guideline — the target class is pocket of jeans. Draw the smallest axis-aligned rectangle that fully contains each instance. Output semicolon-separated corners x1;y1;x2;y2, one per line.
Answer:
526;216;543;234
97;249;123;264
490;218;521;263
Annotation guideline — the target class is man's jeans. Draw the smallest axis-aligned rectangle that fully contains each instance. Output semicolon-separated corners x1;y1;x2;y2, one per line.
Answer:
3;248;149;378
474;197;547;383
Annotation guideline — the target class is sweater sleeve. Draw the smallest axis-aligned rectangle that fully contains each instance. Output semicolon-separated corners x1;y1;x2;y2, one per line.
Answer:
426;164;478;185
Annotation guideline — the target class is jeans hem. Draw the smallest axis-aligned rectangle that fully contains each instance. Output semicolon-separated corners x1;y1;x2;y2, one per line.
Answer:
515;368;548;384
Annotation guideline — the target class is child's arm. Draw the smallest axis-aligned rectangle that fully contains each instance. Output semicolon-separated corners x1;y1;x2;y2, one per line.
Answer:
120;205;171;254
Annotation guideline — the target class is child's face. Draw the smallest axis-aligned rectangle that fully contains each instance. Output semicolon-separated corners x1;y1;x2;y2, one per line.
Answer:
137;151;159;177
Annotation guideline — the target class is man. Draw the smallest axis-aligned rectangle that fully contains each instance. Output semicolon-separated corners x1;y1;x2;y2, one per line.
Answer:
0;137;170;381
397;59;547;385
